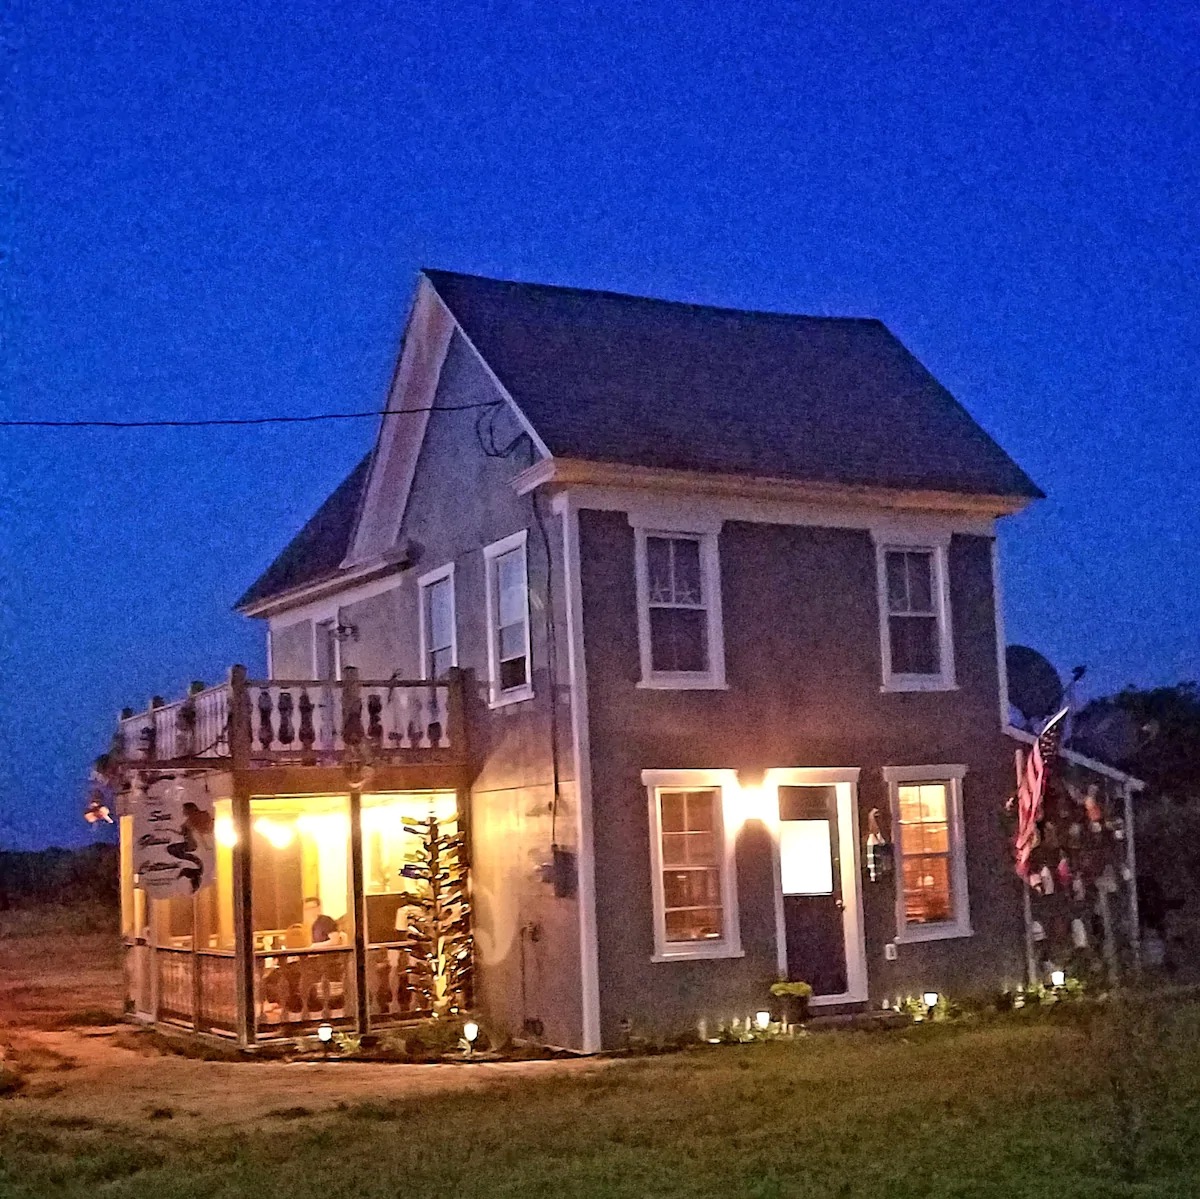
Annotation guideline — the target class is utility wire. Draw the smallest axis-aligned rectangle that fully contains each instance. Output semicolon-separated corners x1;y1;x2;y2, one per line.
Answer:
0;401;504;429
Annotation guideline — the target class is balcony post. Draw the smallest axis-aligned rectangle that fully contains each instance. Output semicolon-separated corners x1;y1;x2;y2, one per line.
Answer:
348;784;368;1035
228;665;251;770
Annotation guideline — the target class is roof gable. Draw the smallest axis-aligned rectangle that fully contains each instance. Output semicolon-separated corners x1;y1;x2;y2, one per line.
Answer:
423;270;1042;501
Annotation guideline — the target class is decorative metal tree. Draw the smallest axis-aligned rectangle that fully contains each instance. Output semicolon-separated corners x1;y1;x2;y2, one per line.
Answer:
398;814;472;1017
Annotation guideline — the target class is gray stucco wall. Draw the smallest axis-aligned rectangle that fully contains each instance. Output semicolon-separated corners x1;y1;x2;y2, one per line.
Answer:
269;620;313;678
297;332;584;1050
579;511;1025;1046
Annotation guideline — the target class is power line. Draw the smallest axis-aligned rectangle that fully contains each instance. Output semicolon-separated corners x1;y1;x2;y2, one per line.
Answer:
0;401;504;429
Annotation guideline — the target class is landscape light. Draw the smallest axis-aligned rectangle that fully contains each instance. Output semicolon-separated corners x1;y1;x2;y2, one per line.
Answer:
317;1022;334;1044
754;1011;771;1031
922;992;940;1009
1050;969;1066;988
462;1020;479;1044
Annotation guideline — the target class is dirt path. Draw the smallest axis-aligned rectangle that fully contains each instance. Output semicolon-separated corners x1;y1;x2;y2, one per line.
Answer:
0;923;604;1130
5;1026;604;1129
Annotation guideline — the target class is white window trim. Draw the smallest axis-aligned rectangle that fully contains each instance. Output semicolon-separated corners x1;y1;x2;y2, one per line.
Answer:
312;617;342;682
642;768;743;962
483;529;533;708
873;533;957;693
417;562;457;680
632;523;727;690
883;763;972;943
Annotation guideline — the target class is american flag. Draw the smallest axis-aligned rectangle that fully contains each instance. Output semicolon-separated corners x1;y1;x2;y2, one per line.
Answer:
1014;707;1068;880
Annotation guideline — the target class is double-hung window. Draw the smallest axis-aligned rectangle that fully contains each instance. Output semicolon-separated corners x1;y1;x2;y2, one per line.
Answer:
874;536;955;691
418;564;456;680
883;765;971;942
483;531;532;706
643;769;742;961
633;523;726;689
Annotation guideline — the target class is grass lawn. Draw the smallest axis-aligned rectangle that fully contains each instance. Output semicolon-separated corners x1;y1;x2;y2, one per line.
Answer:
3;1003;1200;1198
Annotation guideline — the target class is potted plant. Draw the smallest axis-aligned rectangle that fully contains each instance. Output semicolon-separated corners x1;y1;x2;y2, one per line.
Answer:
769;979;813;1026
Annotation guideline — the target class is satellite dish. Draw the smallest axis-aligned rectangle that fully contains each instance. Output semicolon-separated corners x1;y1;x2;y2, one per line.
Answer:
1070;704;1142;766
1006;646;1063;726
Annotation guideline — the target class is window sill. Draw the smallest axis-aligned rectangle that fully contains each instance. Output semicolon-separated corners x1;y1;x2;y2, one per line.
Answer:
894;924;974;945
637;676;729;691
488;684;535;710
880;677;959;694
652;944;744;963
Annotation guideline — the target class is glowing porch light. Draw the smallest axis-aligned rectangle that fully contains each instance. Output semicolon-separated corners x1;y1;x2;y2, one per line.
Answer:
754;1010;771;1031
253;817;295;849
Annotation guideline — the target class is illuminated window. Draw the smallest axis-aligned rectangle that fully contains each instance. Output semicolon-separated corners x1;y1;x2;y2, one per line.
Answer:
483;531;532;705
643;769;742;961
418;564;456;680
883;765;971;941
633;526;726;689
874;538;955;691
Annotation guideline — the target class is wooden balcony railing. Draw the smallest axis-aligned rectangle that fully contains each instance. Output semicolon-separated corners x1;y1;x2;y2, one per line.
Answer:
113;665;464;770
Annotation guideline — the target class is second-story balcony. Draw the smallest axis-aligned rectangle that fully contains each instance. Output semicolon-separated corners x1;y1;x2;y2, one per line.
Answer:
112;665;466;775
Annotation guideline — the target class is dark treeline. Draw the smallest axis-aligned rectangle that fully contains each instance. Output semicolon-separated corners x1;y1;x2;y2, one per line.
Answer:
0;844;118;909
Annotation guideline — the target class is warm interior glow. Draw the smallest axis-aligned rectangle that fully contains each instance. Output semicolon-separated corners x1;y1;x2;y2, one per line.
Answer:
779;819;834;895
214;815;238;848
253;817;295;849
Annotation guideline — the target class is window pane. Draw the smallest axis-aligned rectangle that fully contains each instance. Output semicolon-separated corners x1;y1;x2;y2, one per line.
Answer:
647;537;673;603
671;539;702;605
886;551;909;611
426;578;452;651
906;552;934;612
499;653;528;692
665;907;723;942
661;832;688;866
663;867;721;910
429;646;454;680
496;550;525;626
681;790;714;831
650;607;707;673
889;614;938;674
917;783;947;822
499;621;525;660
660;792;685;832
902;855;953;923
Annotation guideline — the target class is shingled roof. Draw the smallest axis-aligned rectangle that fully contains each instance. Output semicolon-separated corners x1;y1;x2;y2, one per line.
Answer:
236;455;370;610
238;271;1041;611
424;270;1042;500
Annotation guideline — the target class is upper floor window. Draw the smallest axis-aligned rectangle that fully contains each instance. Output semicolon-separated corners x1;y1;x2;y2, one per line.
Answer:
418;563;456;680
642;769;742;962
633;526;726;690
874;539;955;692
883;764;971;942
483;531;532;706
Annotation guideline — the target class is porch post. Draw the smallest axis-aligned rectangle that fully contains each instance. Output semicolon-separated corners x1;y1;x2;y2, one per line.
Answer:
1123;781;1141;972
348;783;369;1034
229;666;256;1047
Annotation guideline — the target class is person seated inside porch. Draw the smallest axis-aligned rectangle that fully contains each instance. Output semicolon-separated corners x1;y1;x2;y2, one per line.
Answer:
303;896;344;946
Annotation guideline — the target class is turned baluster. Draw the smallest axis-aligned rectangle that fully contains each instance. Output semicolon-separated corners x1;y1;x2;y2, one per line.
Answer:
276;690;295;746
427;686;443;748
297;688;316;760
342;666;363;749
256;688;275;751
366;692;384;751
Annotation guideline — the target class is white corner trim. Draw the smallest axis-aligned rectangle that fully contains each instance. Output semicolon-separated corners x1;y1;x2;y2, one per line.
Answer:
873;539;957;693
883;765;972;943
642;768;743;962
557;493;602;1053
482;529;533;708
991;538;1011;731
764;768;868;1003
417;561;457;680
631;525;727;691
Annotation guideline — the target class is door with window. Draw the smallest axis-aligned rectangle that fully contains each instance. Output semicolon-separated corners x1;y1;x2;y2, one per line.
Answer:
778;785;847;996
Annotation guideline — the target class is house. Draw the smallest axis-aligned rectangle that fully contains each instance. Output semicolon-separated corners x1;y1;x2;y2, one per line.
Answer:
108;269;1138;1052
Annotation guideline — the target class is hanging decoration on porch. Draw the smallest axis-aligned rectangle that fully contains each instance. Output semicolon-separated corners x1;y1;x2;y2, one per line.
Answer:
131;776;216;898
865;808;893;882
397;814;472;1017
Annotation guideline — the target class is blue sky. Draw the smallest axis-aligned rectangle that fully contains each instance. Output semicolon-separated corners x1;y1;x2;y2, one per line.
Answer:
4;0;1198;846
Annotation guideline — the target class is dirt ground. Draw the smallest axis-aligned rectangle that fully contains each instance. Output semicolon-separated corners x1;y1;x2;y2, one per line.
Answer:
0;923;602;1130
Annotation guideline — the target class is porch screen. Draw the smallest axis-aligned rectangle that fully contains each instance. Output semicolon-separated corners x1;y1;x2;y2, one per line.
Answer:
895;782;953;924
658;788;723;942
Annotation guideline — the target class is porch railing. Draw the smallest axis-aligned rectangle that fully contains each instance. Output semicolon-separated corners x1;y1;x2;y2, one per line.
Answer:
113;665;464;770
